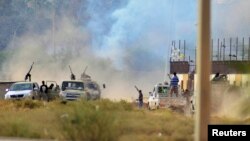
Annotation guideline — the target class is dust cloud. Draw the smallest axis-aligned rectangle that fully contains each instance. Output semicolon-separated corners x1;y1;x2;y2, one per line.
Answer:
211;85;250;120
1;17;166;101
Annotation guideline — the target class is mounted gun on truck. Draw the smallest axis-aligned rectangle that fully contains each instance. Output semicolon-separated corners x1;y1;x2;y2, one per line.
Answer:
80;66;104;100
25;62;34;82
69;65;76;80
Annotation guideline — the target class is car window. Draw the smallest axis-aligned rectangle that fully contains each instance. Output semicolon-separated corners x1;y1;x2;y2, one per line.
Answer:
61;81;84;91
87;83;98;90
158;87;162;93
162;86;169;93
34;83;39;89
157;86;169;93
10;83;33;91
157;86;169;97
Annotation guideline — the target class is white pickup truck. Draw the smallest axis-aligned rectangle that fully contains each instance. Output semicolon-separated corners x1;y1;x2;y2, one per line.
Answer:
148;83;170;110
59;80;89;101
148;82;194;113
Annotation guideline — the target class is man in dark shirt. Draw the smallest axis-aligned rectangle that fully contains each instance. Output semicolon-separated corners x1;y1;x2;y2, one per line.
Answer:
135;86;143;108
138;90;143;108
40;80;48;101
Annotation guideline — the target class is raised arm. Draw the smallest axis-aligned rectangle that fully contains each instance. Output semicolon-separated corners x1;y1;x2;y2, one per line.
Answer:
134;85;139;92
167;73;172;79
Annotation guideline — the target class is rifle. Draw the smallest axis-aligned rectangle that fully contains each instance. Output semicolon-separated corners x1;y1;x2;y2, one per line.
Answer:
83;66;88;74
134;85;139;92
69;65;76;80
167;73;172;79
25;62;34;82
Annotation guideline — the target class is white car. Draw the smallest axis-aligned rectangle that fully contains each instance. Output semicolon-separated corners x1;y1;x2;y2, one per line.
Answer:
5;82;40;100
59;80;89;101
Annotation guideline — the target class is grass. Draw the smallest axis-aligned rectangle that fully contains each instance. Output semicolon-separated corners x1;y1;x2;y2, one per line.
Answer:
0;98;249;141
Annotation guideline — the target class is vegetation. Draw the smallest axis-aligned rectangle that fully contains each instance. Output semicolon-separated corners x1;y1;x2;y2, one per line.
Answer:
0;99;194;141
0;98;249;141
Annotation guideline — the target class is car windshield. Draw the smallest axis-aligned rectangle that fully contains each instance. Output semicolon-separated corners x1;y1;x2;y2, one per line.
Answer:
10;83;33;91
158;86;169;93
87;83;98;90
61;81;84;91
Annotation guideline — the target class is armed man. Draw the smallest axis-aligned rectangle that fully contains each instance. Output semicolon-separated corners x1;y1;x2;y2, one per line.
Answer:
25;62;34;82
135;85;143;108
69;65;76;80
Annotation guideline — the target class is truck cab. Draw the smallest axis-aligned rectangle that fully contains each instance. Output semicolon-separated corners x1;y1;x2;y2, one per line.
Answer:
84;81;101;100
59;80;89;101
80;70;103;100
148;83;171;110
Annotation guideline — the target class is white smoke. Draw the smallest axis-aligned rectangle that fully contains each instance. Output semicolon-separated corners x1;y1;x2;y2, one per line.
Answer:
4;0;250;101
212;0;250;38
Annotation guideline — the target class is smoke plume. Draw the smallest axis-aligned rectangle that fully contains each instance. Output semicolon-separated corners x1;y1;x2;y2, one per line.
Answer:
1;0;250;102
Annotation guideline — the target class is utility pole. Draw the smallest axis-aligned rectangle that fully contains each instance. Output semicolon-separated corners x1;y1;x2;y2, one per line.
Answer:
217;38;220;61
179;40;181;61
230;38;232;61
184;40;186;61
195;0;211;141
223;38;225;61
249;37;250;60
220;41;222;60
236;37;238;61
242;37;244;60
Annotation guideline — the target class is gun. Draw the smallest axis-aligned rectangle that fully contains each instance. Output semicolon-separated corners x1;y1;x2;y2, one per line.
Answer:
167;73;172;79
69;65;76;80
25;62;34;82
83;66;88;74
134;85;139;92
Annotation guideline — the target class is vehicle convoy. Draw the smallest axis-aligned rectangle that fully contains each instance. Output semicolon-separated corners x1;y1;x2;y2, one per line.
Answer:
5;81;40;100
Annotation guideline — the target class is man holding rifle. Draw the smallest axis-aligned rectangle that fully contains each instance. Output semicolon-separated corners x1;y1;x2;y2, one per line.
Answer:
135;85;143;108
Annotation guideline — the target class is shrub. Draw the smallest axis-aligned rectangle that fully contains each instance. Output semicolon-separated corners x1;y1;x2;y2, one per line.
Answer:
59;102;118;141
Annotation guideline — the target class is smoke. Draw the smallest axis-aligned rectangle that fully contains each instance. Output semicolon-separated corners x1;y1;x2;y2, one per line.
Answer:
0;1;157;100
212;0;250;38
93;0;197;70
3;0;250;101
0;0;198;101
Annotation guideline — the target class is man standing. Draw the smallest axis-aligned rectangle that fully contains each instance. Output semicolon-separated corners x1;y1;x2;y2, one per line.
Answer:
40;80;48;101
135;86;143;108
168;72;179;97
